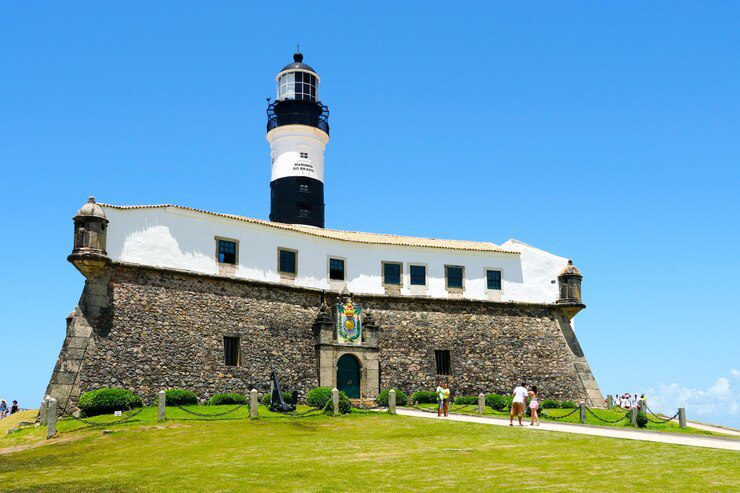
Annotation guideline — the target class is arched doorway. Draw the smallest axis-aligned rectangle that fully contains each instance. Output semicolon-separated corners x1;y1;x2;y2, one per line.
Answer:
337;354;361;398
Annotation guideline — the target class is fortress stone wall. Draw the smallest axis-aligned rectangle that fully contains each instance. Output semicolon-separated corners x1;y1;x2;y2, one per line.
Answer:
46;263;602;412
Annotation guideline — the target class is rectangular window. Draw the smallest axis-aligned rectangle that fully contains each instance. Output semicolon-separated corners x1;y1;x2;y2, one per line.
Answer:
409;265;426;286
217;239;237;264
486;270;502;290
329;258;345;281
300;152;309;159
298;208;311;219
435;350;451;376
383;262;402;285
445;266;464;289
224;336;240;366
278;248;297;275
298;183;310;193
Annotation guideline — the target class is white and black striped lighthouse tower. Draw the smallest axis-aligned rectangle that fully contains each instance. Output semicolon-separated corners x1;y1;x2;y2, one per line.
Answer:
266;53;330;228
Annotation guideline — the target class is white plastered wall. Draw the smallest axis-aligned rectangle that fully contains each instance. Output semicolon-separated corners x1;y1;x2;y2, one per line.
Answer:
104;206;570;304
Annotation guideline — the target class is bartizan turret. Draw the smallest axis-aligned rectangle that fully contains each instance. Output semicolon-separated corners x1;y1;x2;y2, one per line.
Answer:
556;259;585;319
67;196;110;278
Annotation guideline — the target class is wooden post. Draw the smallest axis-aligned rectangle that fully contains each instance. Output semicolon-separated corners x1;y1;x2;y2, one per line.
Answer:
478;393;485;415
157;390;166;421
388;389;397;415
46;398;58;439
579;402;587;424
331;388;339;416
630;407;638;427
606;395;614;410
249;389;259;418
678;407;687;428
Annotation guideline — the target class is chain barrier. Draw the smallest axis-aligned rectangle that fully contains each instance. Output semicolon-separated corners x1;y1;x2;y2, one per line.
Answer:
643;406;681;424
174;404;245;417
585;407;631;424
543;407;580;420
66;407;146;429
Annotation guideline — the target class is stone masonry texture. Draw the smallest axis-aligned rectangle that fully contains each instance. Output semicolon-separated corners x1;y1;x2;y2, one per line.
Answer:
47;263;602;410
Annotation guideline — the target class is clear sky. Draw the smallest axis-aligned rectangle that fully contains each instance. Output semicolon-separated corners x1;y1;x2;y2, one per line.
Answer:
1;2;738;426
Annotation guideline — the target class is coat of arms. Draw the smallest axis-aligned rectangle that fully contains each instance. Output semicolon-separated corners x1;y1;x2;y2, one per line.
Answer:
337;298;362;344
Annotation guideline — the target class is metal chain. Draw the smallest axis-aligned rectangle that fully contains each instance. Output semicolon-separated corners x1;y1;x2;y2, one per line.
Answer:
67;407;145;428
544;407;580;420
175;403;245;417
585;407;631;424
644;406;681;424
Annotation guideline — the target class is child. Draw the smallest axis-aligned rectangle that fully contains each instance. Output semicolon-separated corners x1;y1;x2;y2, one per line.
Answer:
528;385;540;426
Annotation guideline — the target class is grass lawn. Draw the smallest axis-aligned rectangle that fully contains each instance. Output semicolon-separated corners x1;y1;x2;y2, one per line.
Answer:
412;403;731;436
1;407;738;492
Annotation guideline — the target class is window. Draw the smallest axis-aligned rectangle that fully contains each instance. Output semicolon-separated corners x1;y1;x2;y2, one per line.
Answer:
298;208;311;219
383;262;402;285
298;183;310;193
435;350;451;375
445;266;464;289
278;248;297;275
224;336;240;366
300;152;309;159
486;270;502;290
329;258;345;281
217;239;237;264
277;71;318;101
410;265;426;286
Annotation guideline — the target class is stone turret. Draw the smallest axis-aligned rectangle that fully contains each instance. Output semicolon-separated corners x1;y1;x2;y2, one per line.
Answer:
68;196;110;278
557;260;585;319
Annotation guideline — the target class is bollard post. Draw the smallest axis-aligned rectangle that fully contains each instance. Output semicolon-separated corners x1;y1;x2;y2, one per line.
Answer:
638;399;645;412
678;407;686;428
40;396;51;426
331;388;339;416
579;402;587;424
478;393;485;415
389;389;397;415
157;390;166;421
46;398;58;439
606;395;614;410
630;407;638;427
249;389;259;418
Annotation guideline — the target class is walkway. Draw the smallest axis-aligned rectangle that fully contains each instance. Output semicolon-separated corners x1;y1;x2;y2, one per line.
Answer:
395;408;740;451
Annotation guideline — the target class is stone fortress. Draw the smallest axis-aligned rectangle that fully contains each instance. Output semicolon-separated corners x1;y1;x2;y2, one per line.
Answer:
46;53;604;411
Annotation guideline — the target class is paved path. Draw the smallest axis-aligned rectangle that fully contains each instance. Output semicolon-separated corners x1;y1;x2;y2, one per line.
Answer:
395;408;740;451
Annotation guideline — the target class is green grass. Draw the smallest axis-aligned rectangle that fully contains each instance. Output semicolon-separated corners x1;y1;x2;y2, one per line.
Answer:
0;406;738;491
415;403;731;436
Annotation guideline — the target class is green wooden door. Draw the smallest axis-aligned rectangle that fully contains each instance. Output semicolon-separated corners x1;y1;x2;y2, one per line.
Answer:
337;354;360;398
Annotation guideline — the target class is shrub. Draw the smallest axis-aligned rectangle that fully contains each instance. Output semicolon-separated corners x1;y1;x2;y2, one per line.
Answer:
207;393;247;406
305;387;334;409
636;411;648;428
78;388;143;417
485;393;507;411
261;391;294;407
323;392;352;414
377;389;408;407
503;395;514;410
560;400;578;409
411;390;438;404
165;389;198;406
541;399;560;409
452;395;478;405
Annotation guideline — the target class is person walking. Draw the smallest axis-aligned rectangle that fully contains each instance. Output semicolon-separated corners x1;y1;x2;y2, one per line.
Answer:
0;400;7;418
510;382;528;426
436;382;445;417
442;383;451;417
528;385;540;426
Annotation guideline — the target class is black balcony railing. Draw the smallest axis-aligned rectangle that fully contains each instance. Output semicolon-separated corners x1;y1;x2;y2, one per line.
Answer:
266;100;330;135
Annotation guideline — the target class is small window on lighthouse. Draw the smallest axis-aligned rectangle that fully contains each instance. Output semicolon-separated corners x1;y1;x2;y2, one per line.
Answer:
298;183;310;193
300;152;309;159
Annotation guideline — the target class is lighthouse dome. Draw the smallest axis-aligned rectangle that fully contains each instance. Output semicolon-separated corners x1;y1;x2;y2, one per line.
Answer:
280;53;317;74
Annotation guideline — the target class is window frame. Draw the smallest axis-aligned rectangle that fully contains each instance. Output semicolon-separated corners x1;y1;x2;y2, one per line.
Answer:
328;256;346;282
444;265;465;291
223;336;241;367
485;269;503;291
408;263;428;287
381;261;403;287
435;349;451;376
277;247;298;278
214;236;239;266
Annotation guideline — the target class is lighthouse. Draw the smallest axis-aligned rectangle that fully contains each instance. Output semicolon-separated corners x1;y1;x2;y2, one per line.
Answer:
266;53;330;228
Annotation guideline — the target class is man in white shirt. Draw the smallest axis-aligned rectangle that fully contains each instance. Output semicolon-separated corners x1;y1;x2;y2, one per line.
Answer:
510;382;529;426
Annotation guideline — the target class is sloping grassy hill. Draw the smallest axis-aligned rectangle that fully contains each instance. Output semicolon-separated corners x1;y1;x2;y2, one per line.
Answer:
1;409;738;492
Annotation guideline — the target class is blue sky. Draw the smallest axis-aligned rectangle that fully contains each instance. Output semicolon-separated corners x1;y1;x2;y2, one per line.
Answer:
1;2;738;426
